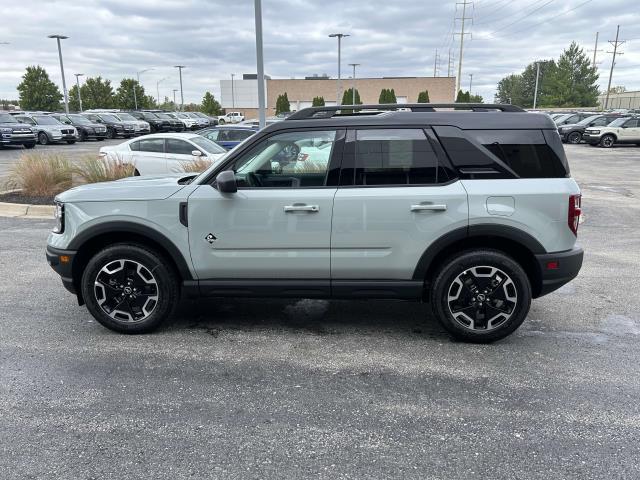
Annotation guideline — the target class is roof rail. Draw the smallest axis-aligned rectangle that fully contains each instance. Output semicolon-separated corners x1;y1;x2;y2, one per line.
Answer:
286;103;525;120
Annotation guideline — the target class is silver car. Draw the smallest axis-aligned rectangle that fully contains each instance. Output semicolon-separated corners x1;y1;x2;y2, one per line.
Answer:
15;113;78;145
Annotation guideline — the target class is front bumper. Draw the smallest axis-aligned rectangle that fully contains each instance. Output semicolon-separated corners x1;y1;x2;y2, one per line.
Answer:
0;133;36;145
582;133;602;143
534;246;584;297
46;245;77;295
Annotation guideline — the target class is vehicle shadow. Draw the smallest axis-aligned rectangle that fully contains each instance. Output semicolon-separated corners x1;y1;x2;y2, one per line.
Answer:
169;297;451;340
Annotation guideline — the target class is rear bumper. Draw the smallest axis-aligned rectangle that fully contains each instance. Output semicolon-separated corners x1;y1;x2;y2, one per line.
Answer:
534;246;584;297
46;245;77;294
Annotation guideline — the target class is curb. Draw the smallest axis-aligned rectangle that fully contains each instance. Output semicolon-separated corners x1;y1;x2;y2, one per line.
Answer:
0;191;54;219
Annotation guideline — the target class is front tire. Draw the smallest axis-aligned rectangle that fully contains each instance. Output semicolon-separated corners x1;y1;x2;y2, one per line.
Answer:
38;132;49;145
567;131;582;144
218;119;225;125
66;140;76;145
81;244;180;334
430;250;532;343
24;142;36;149
599;134;615;148
106;128;116;140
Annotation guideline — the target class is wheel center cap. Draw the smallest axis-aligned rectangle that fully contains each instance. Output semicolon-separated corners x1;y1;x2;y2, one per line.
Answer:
476;293;486;302
123;286;133;294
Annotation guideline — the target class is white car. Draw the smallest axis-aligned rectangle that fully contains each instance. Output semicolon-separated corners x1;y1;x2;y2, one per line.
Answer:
114;112;151;135
99;133;227;176
168;112;200;130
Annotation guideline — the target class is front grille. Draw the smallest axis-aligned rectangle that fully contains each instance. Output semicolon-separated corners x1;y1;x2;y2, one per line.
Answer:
61;129;74;134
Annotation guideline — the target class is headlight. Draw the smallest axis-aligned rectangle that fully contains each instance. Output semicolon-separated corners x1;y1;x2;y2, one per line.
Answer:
0;127;11;133
588;130;600;134
52;202;64;234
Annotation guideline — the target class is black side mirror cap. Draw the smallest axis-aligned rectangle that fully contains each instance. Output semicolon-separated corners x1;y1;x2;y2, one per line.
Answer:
216;170;237;193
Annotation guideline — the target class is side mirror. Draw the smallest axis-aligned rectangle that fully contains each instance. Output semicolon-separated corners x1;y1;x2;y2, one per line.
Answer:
216;170;237;193
192;150;202;157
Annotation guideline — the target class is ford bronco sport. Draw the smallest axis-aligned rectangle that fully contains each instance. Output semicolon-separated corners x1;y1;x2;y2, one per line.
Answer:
46;104;583;343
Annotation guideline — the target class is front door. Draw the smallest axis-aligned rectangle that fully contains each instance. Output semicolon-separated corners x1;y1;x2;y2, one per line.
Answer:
331;128;468;280
188;128;344;281
165;138;200;173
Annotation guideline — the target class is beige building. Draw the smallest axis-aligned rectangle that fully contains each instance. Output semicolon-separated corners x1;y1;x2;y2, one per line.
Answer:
220;75;456;120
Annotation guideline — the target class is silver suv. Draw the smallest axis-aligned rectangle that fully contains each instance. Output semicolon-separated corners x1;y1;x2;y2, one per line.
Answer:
46;104;583;343
14;113;78;145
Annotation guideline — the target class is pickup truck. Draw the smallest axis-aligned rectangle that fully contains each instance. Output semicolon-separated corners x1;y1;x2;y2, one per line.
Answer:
217;111;244;124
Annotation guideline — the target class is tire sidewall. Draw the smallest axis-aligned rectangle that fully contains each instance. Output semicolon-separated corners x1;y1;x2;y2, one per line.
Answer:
38;132;48;145
600;135;615;148
431;250;532;343
568;132;581;144
81;244;179;333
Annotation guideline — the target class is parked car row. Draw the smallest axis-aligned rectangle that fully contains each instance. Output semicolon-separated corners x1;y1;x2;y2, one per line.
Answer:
552;111;640;148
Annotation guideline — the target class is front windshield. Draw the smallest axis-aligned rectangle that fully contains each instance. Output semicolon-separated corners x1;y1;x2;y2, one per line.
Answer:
190;136;227;154
99;114;119;122
186;113;199;118
177;113;189;118
608;118;628;127
144;112;159;119
34;115;62;125
193;112;207;118
68;114;93;125
116;113;136;121
0;113;18;123
577;115;601;126
554;114;572;123
155;113;172;119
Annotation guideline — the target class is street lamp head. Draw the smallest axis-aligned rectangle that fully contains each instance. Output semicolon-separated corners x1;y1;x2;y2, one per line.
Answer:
329;33;350;38
48;34;68;40
173;65;186;69
74;73;84;77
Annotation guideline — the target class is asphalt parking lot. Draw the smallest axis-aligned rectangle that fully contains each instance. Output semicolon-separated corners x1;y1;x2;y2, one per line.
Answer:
1;144;639;479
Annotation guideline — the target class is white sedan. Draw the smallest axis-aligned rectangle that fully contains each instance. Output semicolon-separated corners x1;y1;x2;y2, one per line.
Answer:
99;133;227;176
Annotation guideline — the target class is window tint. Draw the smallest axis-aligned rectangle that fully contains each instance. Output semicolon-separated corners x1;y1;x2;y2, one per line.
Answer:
231;130;337;188
591;117;610;126
138;138;164;153
202;130;219;141
353;129;439;185
228;129;254;141
468;130;567;178
166;139;196;155
623;119;639;128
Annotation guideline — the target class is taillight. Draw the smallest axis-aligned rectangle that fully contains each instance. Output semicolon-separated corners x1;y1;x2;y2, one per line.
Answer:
568;194;582;236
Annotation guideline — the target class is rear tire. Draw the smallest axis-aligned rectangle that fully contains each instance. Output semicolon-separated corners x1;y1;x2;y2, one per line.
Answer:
599;134;615;148
430;249;532;343
81;244;180;334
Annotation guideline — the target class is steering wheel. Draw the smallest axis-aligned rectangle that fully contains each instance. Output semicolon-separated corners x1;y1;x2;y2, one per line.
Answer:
275;142;301;166
246;172;262;187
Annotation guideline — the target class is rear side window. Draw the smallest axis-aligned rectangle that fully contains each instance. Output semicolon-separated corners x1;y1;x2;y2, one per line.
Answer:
468;130;568;178
138;138;164;153
352;129;441;185
624;119;639;128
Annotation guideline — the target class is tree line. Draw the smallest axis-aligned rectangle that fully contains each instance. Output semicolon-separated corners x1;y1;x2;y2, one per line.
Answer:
495;42;599;108
14;65;224;115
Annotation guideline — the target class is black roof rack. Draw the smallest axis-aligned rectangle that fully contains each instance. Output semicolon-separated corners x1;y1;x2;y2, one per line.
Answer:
286;103;525;120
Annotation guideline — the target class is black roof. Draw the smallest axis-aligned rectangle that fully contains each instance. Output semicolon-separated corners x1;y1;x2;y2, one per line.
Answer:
263;103;557;132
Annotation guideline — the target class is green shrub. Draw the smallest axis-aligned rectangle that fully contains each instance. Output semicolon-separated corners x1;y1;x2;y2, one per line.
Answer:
5;153;72;196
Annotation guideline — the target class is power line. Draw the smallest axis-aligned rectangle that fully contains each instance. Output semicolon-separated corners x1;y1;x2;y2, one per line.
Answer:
481;0;555;38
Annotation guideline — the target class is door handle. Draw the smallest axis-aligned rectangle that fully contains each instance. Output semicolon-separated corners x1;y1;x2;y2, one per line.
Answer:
284;204;319;213
411;204;447;212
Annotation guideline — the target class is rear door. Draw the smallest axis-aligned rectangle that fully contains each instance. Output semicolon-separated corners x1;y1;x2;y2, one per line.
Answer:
331;127;468;281
132;138;167;175
619;118;640;142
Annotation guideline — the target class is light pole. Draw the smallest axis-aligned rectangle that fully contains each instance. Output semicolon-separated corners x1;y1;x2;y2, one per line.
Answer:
533;62;541;109
469;73;473;94
48;34;69;114
348;63;360;105
135;68;154;110
231;73;235;109
254;0;266;129
174;65;186;111
74;73;84;112
173;89;178;106
329;33;350;105
157;77;167;106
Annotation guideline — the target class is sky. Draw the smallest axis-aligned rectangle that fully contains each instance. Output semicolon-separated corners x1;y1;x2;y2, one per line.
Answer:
1;0;639;105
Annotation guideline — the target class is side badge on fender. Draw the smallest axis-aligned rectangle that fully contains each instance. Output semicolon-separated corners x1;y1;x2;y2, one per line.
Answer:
205;233;217;244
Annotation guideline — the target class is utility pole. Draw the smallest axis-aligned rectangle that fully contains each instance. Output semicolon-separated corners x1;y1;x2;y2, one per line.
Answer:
454;0;473;94
231;73;235;109
348;63;360;105
329;33;350;105
74;73;84;112
469;73;473;93
588;32;603;69
433;50;440;77
254;0;266;129
605;25;625;110
48;34;69;114
447;49;453;77
174;65;185;111
533;61;541;109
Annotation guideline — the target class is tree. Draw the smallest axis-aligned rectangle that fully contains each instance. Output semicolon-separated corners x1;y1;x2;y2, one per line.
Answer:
417;90;430;103
312;96;325;106
608;86;626;94
455;90;472;102
545;42;599;107
79;76;115;109
68;84;81;111
495;75;525;106
16;66;63;111
469;93;484;103
201;91;223;116
378;88;397;103
183;103;201;112
158;96;176;111
275;92;290;115
341;88;362;106
115;78;150;110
